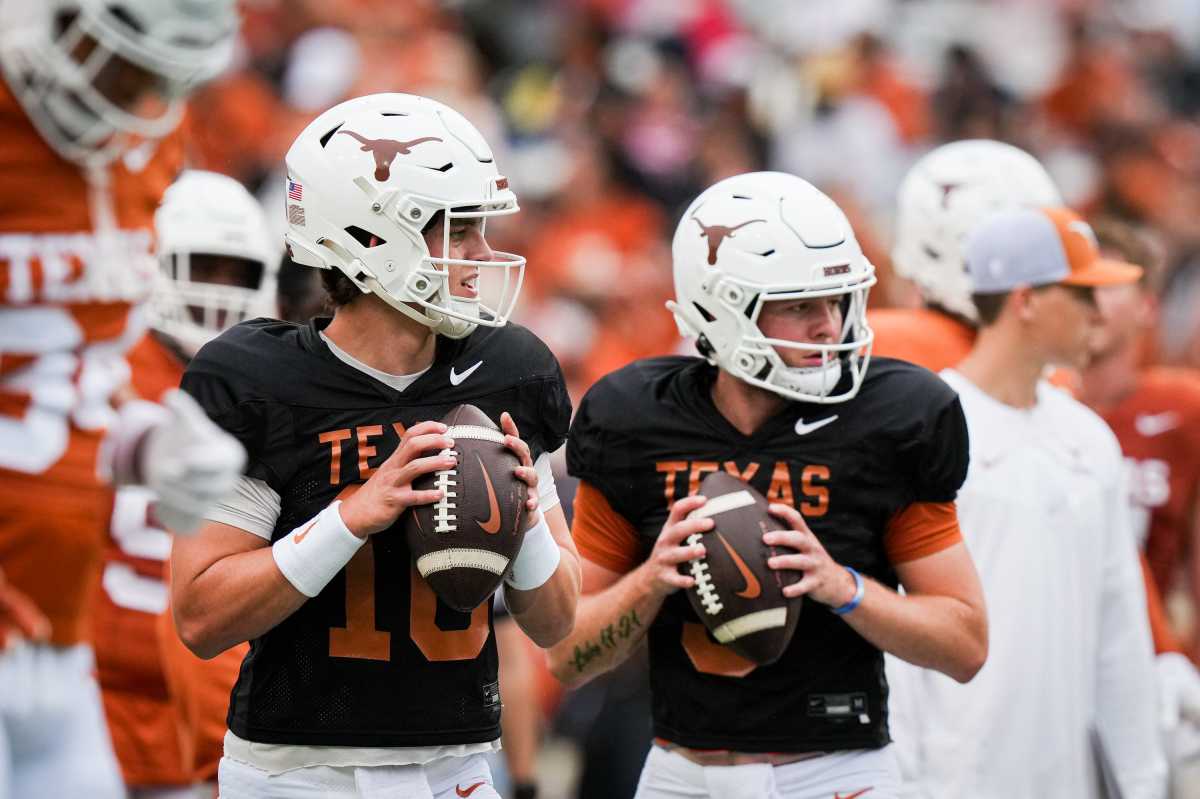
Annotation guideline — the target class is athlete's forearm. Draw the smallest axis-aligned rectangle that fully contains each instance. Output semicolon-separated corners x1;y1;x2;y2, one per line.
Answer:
507;548;580;647
547;564;663;687
841;580;987;683
171;528;307;659
507;506;582;646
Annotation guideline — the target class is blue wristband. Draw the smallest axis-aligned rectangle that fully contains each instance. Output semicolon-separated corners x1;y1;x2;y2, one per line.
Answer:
831;566;865;616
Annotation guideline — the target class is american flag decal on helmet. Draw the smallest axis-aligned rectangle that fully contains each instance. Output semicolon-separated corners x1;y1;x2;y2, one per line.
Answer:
287;180;303;201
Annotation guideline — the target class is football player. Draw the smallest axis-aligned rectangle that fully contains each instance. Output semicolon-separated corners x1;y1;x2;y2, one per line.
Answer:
0;4;243;798
870;138;1061;370
1075;219;1200;793
549;171;988;799
888;207;1165;798
169;93;580;799
93;170;276;797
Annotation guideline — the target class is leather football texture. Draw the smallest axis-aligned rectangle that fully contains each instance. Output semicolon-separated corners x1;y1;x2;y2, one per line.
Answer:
405;404;528;612
681;471;803;665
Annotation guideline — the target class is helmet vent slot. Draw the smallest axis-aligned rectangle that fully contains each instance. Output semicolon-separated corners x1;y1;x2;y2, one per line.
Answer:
380;112;409;117
319;123;344;148
732;194;752;200
757;249;775;258
422;162;453;172
692;303;716;323
344;226;387;247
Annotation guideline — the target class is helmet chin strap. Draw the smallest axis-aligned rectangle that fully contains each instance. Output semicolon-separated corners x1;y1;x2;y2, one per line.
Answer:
770;359;844;400
362;275;479;339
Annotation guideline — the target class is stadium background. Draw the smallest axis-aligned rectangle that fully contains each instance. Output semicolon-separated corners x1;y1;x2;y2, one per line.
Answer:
175;0;1200;795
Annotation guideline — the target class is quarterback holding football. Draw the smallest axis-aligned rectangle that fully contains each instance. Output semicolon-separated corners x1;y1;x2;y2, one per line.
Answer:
169;93;580;799
550;171;988;799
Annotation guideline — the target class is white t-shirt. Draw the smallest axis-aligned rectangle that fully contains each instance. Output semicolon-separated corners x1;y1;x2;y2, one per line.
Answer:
886;371;1166;799
210;331;561;773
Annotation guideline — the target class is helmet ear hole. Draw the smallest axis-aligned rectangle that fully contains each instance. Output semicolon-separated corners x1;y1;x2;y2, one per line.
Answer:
344;226;387;248
696;335;715;359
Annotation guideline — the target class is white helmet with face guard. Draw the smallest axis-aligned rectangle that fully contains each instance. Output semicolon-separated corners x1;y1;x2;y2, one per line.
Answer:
283;92;523;339
668;171;876;404
893;139;1061;322
0;0;238;167
149;170;277;355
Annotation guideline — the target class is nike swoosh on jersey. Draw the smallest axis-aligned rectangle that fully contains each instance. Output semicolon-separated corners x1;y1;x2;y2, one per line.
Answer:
476;454;501;534
449;360;484;386
794;415;838;436
834;790;873;799
457;782;487;797
1135;411;1180;437
293;518;318;544
716;532;761;599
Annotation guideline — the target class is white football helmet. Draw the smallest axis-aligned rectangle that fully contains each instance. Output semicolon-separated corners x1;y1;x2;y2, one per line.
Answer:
668;172;876;404
284;93;524;339
0;0;238;167
893;139;1061;322
149;170;277;355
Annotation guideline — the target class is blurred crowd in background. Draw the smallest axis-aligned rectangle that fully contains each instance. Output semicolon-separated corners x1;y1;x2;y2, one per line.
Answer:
175;0;1200;792
187;0;1200;399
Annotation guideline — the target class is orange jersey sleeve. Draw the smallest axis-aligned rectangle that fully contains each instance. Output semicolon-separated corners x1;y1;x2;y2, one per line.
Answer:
868;307;975;373
572;480;643;574
884;501;963;564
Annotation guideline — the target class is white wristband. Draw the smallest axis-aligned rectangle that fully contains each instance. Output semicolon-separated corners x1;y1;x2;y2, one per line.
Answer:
505;513;561;591
272;501;365;598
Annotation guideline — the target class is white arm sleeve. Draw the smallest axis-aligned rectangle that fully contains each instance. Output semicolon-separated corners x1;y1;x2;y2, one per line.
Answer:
204;476;282;540
535;451;560;514
1095;462;1168;799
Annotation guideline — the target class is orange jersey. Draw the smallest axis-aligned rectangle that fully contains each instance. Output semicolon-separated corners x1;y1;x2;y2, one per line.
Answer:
0;79;183;646
157;600;247;782
1097;368;1200;598
94;334;188;786
867;307;975;373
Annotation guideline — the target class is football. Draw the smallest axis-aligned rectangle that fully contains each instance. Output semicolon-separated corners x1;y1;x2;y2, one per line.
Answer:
681;471;803;665
404;404;529;612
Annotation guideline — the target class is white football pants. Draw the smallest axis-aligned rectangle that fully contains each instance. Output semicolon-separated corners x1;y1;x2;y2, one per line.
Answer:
0;643;125;799
633;743;902;799
218;752;499;799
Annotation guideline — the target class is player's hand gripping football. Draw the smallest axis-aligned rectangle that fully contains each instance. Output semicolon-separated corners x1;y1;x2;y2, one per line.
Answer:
141;389;247;535
764;503;858;607
638;495;711;598
499;411;539;516
339;421;459;537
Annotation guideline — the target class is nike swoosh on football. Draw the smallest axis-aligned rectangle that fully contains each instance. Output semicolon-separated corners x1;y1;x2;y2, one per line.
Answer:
716;532;761;599
1135;411;1180;437
457;782;487;797
475;454;502;534
834;790;873;799
795;415;838;436
293;518;318;544
449;360;483;386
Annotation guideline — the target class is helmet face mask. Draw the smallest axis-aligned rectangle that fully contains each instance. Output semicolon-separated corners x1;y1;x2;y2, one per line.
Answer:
892;139;1062;323
0;0;238;167
284;94;525;339
149;170;277;355
669;171;876;405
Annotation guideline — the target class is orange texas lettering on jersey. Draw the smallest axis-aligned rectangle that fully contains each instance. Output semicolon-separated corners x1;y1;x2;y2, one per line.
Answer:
318;422;411;484
655;459;830;517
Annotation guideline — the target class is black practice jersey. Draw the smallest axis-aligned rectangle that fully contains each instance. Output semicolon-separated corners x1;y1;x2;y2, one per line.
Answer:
567;356;968;753
183;317;571;747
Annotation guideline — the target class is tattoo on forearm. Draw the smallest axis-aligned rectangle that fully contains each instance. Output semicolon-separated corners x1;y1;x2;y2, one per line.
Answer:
570;610;642;673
